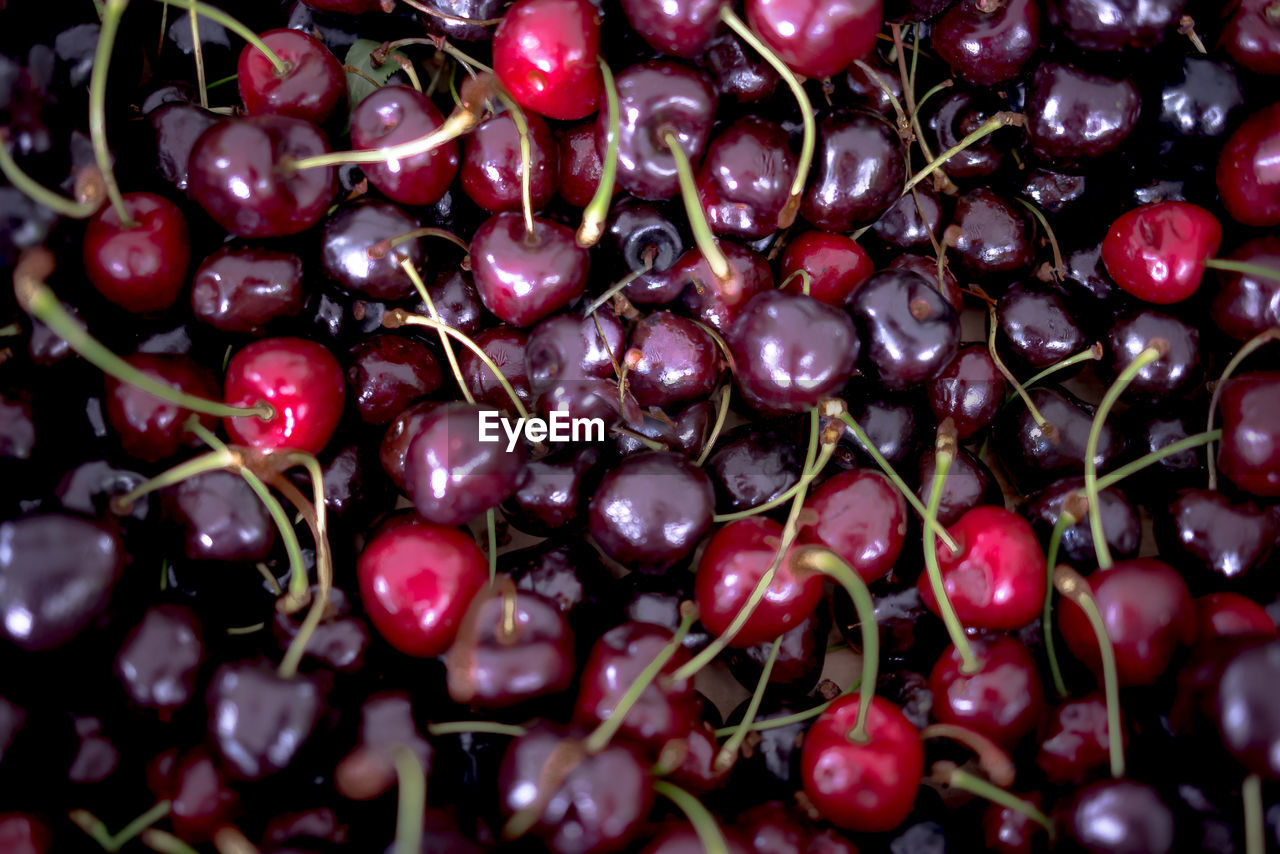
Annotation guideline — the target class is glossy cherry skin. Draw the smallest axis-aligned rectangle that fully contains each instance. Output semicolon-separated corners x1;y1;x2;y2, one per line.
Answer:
1155;56;1246;158
1223;0;1280;75
1160;488;1276;587
625;311;720;410
206;661;325;781
728;606;829;698
926;89;1010;180
115;604;203;716
1047;0;1186;50
621;0;721;57
927;345;1006;441
1104;308;1200;399
357;517;488;657
462;111;558;213
604;199;687;300
801;694;924;833
889;252;964;312
160;749;240;840
105;355;219;462
273;583;370;673
851;269;960;391
802;110;905;232
1210;236;1280;341
557;121;604;207
707;426;801;514
780;231;873;306
1025;63;1141;166
1218;102;1280;227
164;470;276;563
916;447;1002;528
729;290;859;413
800;470;907;584
930;635;1044;746
1057;779;1175;854
1035;693;1111;783
1198;593;1275;641
419;0;508;41
493;0;602;121
920;505;1047;631
996;281;1088;374
237;29;343;124
695;517;824;647
349;85;459;206
745;0;883;80
0;815;49;854
224;337;345;455
150;102;221;192
675;242;775;333
1058;559;1195;686
526;309;626;395
459;326;533;410
191;247;304;335
945;188;1034;280
1101;201;1221;304
1215;639;1280;779
996;386;1125;490
188;116;335;238
83;192;190;314
698;116;795;239
321;200;422;301
1021;476;1140;569
932;0;1041;86
1217;372;1280;497
701;24;780;103
470;212;590;327
346;334;442;425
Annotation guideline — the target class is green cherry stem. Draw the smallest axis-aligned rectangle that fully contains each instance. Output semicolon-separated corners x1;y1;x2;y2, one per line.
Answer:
922;426;979;673
979;287;1051;432
494;91;536;237
91;0;134;226
652;780;730;854
1085;343;1165;570
920;723;1016;787
486;508;498;584
71;801;172;853
370;226;471;259
139;829;201;854
664;129;731;284
694;383;733;468
1054;565;1124;779
1041;495;1083;699
577;57;619;248
1018;199;1065;279
1096;429;1221;492
1244;773;1265;854
1204;257;1280;285
945;769;1055;837
902;112;1024;196
0;133;103;218
392;746;427;854
189;1;208;108
110;448;237;513
1018;342;1104;393
851;59;910;140
715;633;782;771
426;720;527;738
1206;327;1280;490
145;0;290;74
712;680;860;738
713;479;803;523
398;260;476;407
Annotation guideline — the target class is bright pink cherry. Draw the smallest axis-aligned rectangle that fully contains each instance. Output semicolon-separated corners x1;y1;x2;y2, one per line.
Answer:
799;469;907;583
929;635;1044;746
493;0;603;121
745;0;883;80
780;231;874;306
1100;201;1222;304
83;192;190;314
1196;593;1275;641
237;29;344;124
1217;102;1280;227
223;337;345;455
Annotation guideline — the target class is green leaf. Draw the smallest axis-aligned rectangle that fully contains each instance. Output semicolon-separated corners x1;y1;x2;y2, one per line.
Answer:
344;38;408;111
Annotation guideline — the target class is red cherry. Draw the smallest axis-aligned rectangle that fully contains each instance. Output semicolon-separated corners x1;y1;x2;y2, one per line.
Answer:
745;0;883;80
349;86;459;206
105;355;219;463
0;814;50;854
798;469;907;584
357;517;488;657
557;121;604;207
1217;372;1280;497
237;30;344;125
223;337;346;455
83;192;190;314
1217;102;1280;227
1035;693;1111;784
929;635;1045;746
461;111;558;213
1197;593;1276;641
779;231;874;307
801;694;924;833
469;212;590;327
694;517;824;648
919;505;1046;631
1057;558;1195;687
493;0;603;121
1100;201;1222;304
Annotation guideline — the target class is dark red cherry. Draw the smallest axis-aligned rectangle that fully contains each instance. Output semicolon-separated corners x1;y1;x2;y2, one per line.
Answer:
841;54;904;117
1103;308;1200;399
888;251;964;312
916;447;1003;527
1057;780;1174;854
1217;372;1280;497
115;604;203;716
421;269;486;337
996;281;1088;374
321;201;422;301
932;0;1041;86
1198;593;1276;641
1025;62;1141;166
404;402;528;525
700;23;780;103
164;749;240;840
150;102;221;192
1019;167;1089;218
357;516;488;657
346;334;442;425
925;89;1011;180
621;0;721;56
164;470;277;563
104;354;219;462
675;241;775;333
1036;693;1111;783
995;386;1125;490
272;583;370;673
1223;0;1280;75
224;337;346;455
920;505;1047;631
945;188;1034;280
470;212;590;327
729;290;859;413
929;635;1044;746
206;661;324;781
1058;558;1195;686
300;0;383;11
851;269;960;391
504;446;599;535
624;310;721;410
1210;236;1280;341
349;85;459;206
493;0;603;120
460;326;533;410
191;247;304;335
779;231;873;306
1215;639;1280;778
189;116;336;237
1217;102;1280;227
696;517;824;647
336;691;432;800
526;309;626;394
698;116;795;239
927;345;1006;441
1100;201;1221;303
1047;0;1186;50
839;390;925;471
1021;476;1140;569
707;426;802;514
557;121;604;207
237;29;343;124
745;0;883;79
801;694;923;833
82;192;190;313
0;814;49;854
1158;489;1276;588
419;0;508;41
461;110;558;213
728;606;829;698
380;401;437;491
588;451;714;573
802;110;905;232
799;469;907;584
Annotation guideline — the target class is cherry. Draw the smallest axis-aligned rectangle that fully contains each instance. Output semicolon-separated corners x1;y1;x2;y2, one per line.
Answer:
698;116;796;239
996;281;1088;374
802;110;905;232
945;188;1034;281
603;199;688;302
996;386;1125;490
888;252;963;312
272;583;370;673
701;24;781;103
1210;236;1280;341
557;121;605;207
1025;62;1141;166
1047;0;1186;50
188;115;336;238
420;270;486;336
707;426;801;514
675;241;775;333
919;505;1047;631
927;345;1006;441
526;309;626;395
1058;558;1195;686
728;606;829;697
851;269;960;391
621;0;721;57
779;230;873;306
624;310;721;410
1104;308;1200;399
346;334;442;425
1216;371;1280;497
1223;0;1280;75
163;470;277;563
115;604;203;716
1157;489;1276;589
104;354;219;462
729;290;859;413
0;814;49;854
470;212;590;327
191;247;304;335
356;516;488;657
223;336;346;455
839;390;926;471
916;447;1003;527
349;85;459;207
300;0;383;11
801;694;924;833
206;660;325;781
745;0;883;80
160;749;240;840
1155;56;1246;156
460;326;533;410
321;200;423;301
926;89;1011;180
1197;593;1276;641
461;110;558;214
1019;167;1089;218
82;192;190;314
380;401;436;492
1021;476;1140;568
237;29;343;124
337;691;432;800
932;0;1041;86
419;0;508;41
799;469;907;584
1101;201;1221;304
1035;693;1111;783
150;101;222;192
493;0;603;121
1217;102;1280;227
929;635;1044;746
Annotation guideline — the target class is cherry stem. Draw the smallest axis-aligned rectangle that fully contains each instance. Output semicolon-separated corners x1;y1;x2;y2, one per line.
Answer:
1206;327;1280;490
387;53;424;93
652;780;729;854
719;6;813;228
397;260;476;407
397;0;503;26
663;129;731;284
1244;773;1265;854
584;263;651;316
1178;15;1209;53
268;452;332;679
1041;499;1082;700
211;827;258;854
902;112;1024;196
189;2;208;108
583;603;698;754
944;769;1055;837
715;632;782;771
852;59;911;140
712;679;858;737
838;411;961;553
110;448;236;512
1018;199;1065;279
1086;343;1164;570
920;723;1016;787
147;0;290;74
91;0;134;226
379;37;494;76
978;287;1050;432
140;829;201;854
778;268;812;297
392;746;426;854
486;508;498;583
372;226;471;260
1204;258;1280;285
712;479;804;523
793;546;880;743
914;79;954;119
1097;429;1220;492
71;801;171;852
921;428;979;673
577;57;619;248
1053;565;1124;779
426;720;527;737
494;91;536;237
694;383;732;467
0;133;103;218
1018;342;1104;393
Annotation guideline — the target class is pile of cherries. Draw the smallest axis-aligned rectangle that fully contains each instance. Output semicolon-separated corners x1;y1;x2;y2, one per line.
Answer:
3;0;1280;851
